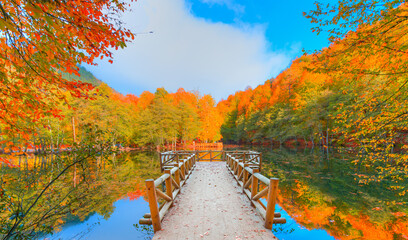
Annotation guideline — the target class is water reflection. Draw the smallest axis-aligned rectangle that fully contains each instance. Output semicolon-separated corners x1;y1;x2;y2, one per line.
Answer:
261;147;408;240
3;148;407;239
47;198;153;240
0;151;161;240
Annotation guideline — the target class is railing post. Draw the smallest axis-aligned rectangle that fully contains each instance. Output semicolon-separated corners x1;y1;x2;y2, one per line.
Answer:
237;161;242;178
145;179;161;232
265;178;279;230
185;157;190;172
164;170;173;204
190;155;193;169
174;163;181;187
185;158;188;175
251;169;259;199
181;160;185;177
242;163;249;191
259;152;262;171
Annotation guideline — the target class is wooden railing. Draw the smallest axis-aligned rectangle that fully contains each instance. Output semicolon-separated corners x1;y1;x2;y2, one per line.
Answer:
159;151;191;172
159;150;262;172
195;150;223;161
193;142;223;150
225;152;286;230
143;150;284;233
139;153;196;232
226;150;262;170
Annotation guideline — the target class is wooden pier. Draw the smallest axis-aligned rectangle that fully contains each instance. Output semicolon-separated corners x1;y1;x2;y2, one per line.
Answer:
139;150;285;239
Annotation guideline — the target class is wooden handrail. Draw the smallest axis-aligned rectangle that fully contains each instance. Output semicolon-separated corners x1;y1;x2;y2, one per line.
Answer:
154;174;170;187
139;152;197;232
225;152;286;230
142;150;279;234
160;150;262;171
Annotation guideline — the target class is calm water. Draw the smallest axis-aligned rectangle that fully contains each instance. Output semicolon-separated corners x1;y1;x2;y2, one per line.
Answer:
3;148;407;239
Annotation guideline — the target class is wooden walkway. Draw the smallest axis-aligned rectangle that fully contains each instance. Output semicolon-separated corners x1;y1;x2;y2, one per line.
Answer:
139;150;285;239
152;162;277;240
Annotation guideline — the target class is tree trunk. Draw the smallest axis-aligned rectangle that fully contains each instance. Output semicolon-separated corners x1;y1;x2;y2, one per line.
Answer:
72;116;76;143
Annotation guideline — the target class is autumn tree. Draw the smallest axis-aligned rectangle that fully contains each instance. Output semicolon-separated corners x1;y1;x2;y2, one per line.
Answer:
0;0;134;151
0;1;135;237
305;0;408;182
198;95;222;142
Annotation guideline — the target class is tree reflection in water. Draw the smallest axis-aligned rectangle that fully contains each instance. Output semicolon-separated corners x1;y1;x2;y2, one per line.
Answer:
261;146;408;240
3;147;406;239
0;151;161;240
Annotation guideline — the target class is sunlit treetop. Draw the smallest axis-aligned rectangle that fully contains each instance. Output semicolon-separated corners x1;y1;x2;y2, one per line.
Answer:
0;0;135;140
305;0;405;42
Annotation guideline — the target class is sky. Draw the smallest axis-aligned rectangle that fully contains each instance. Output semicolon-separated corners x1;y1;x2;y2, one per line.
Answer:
86;0;332;101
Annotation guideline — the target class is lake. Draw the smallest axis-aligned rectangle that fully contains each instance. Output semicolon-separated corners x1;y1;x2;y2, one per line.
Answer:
2;147;407;239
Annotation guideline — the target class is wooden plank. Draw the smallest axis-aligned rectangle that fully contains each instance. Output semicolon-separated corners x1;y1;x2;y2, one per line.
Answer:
237;166;244;180
154;174;170;187
156;188;172;202
139;218;152;225
180;164;186;180
244;167;253;174
237;164;242;179
243;175;252;190
252;199;266;219
159;200;173;221
248;201;282;222
258;199;267;209
265;178;279;230
174;163;181;187
170;166;178;175
273;218;286;224
252;187;268;201
212;151;222;159
251;169;259;199
146;179;161;232
172;177;180;189
173;188;180;199
254;173;269;186
164;170;173;204
244;188;251;200
247;155;258;163
198;151;210;160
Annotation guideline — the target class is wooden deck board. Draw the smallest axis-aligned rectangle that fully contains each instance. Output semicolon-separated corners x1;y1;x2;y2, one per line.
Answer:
152;162;277;240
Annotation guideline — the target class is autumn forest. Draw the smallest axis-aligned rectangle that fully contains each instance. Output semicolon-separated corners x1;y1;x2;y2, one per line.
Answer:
1;0;408;239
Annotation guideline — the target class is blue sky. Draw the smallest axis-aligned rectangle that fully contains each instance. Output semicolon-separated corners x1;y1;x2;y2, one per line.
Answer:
86;0;333;100
187;0;331;52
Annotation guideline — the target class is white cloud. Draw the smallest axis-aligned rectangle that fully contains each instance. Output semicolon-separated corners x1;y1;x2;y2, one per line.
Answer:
87;0;297;100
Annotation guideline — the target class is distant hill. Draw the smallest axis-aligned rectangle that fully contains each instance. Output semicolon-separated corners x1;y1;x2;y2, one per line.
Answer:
60;66;103;86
